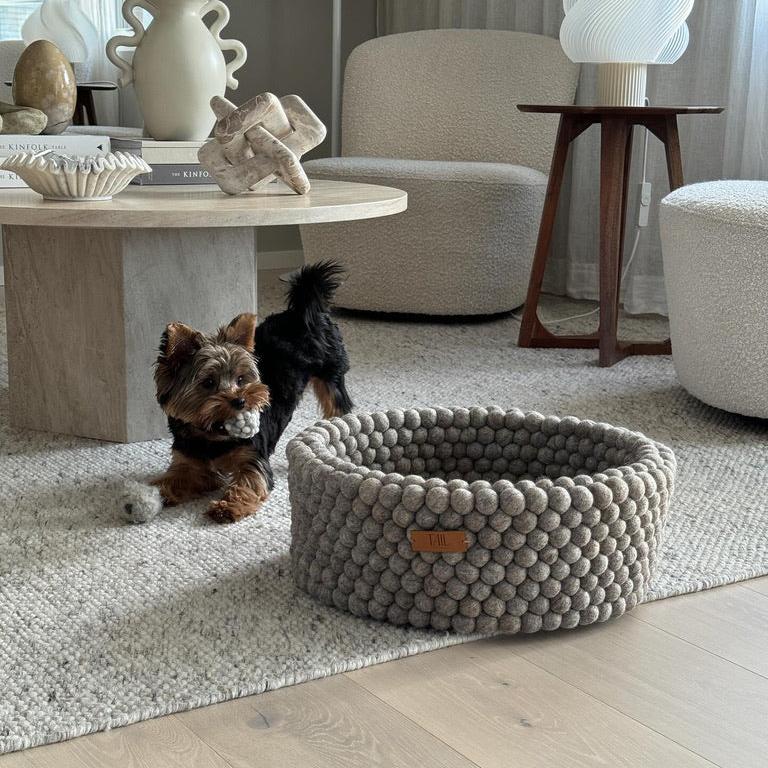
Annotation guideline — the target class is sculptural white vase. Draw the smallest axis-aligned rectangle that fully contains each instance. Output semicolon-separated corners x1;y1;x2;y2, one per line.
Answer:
106;0;247;140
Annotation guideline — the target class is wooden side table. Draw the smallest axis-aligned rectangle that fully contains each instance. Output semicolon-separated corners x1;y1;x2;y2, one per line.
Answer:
0;180;407;442
516;104;723;367
73;81;118;125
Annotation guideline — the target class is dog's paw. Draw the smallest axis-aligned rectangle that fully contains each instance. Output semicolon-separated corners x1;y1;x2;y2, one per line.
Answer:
208;499;240;524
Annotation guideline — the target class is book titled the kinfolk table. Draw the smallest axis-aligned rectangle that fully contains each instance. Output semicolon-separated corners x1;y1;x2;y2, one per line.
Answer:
130;164;214;186
0;135;110;188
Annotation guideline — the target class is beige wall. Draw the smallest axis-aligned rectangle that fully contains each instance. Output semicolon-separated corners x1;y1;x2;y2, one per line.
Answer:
226;0;378;254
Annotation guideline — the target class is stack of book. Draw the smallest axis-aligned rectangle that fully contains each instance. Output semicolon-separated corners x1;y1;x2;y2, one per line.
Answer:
0;134;111;188
110;138;213;185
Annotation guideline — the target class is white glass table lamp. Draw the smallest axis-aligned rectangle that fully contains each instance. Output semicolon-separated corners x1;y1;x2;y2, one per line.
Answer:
560;0;694;106
22;0;99;79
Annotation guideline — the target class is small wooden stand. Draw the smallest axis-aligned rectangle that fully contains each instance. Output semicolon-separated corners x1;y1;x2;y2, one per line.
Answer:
516;104;723;367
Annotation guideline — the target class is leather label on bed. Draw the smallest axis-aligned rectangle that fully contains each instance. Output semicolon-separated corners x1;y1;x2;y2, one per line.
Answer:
409;531;469;553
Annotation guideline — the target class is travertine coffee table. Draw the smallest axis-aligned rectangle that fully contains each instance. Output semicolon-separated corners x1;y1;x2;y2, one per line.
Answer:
0;180;407;442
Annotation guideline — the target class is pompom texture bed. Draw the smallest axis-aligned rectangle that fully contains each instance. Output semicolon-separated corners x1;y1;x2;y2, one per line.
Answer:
287;407;675;635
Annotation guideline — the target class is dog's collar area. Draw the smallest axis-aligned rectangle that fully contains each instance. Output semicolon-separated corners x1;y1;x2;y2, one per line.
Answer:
167;417;251;444
167;417;255;462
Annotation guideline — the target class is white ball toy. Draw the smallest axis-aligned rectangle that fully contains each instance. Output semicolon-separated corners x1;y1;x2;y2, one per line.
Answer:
119;479;163;524
225;409;260;439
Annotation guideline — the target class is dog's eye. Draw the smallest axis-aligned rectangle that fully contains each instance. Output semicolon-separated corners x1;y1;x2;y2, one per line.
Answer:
201;377;216;390
237;375;245;386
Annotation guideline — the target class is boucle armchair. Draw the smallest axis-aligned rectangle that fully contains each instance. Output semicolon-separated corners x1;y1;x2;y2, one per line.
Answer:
300;30;580;315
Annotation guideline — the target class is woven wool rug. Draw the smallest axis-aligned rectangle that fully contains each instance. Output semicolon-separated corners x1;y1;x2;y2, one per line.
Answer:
1;275;767;754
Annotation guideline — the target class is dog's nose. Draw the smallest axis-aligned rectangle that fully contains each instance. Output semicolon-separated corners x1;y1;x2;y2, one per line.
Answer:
231;397;246;410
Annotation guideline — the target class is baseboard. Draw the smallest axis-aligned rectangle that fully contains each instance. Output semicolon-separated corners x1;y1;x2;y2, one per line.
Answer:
258;249;303;271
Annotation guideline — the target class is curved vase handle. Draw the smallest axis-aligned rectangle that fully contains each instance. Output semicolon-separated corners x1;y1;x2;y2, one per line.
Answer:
106;0;154;87
202;0;247;90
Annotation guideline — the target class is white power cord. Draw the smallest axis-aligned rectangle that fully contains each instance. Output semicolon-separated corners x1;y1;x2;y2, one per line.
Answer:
517;98;652;327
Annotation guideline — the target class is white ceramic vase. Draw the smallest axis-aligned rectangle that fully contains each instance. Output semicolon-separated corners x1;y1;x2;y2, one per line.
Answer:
106;0;247;141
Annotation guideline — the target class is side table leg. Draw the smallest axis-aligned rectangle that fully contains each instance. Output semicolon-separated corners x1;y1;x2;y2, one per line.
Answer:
84;90;98;126
4;225;257;442
663;115;684;190
518;116;573;347
598;117;632;367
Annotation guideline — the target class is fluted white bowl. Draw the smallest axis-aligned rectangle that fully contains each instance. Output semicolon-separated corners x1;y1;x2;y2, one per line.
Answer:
0;151;151;201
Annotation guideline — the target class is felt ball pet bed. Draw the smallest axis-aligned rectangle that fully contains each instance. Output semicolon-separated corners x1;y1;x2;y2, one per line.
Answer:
287;407;675;634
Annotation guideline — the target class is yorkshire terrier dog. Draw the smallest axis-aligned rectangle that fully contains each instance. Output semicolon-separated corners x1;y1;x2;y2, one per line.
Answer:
153;261;353;523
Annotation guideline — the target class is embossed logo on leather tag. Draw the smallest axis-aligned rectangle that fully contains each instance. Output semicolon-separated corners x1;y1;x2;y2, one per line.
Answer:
409;530;469;553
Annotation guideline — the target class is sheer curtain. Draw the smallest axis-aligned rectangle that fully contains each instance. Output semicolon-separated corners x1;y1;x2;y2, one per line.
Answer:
377;0;768;315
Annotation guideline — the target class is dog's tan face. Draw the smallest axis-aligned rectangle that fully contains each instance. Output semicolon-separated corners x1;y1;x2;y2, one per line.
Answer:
155;313;270;435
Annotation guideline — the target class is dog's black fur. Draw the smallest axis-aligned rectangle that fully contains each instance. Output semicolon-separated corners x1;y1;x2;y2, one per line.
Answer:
253;260;354;457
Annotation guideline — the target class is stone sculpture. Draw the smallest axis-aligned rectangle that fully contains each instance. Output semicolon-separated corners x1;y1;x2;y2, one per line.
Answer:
198;93;326;195
12;40;76;134
0;102;47;134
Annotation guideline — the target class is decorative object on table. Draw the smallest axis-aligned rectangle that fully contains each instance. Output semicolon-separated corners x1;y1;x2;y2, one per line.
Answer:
106;0;247;141
300;30;579;315
288;406;676;635
516;104;723;367
21;0;99;81
0;102;47;134
0;132;109;188
560;0;695;106
12;40;76;134
0;150;150;201
110;136;212;185
199;93;326;195
660;180;768;418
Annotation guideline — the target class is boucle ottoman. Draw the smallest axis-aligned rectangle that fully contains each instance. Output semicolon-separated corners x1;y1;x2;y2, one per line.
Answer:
287;407;676;635
660;180;768;417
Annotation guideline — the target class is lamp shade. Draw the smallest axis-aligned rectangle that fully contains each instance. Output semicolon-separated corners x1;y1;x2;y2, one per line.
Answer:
22;0;98;74
560;0;694;105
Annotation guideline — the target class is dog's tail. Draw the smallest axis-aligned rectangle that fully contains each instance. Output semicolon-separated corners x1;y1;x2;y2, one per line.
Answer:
286;261;345;324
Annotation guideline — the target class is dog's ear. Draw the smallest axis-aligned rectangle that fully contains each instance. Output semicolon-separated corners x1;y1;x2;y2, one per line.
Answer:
218;313;257;352
155;323;203;404
160;322;204;361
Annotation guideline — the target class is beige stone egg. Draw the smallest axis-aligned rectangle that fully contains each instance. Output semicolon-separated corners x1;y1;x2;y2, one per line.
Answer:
13;40;76;135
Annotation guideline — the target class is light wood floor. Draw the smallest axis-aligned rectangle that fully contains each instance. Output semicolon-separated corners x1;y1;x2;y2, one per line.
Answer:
3;577;767;768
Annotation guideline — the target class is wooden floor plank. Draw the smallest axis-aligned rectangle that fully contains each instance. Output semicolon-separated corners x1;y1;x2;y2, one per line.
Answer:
632;584;768;678
348;639;712;768
0;752;37;768
177;674;476;768
509;613;768;768
742;575;768;596
5;717;230;768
